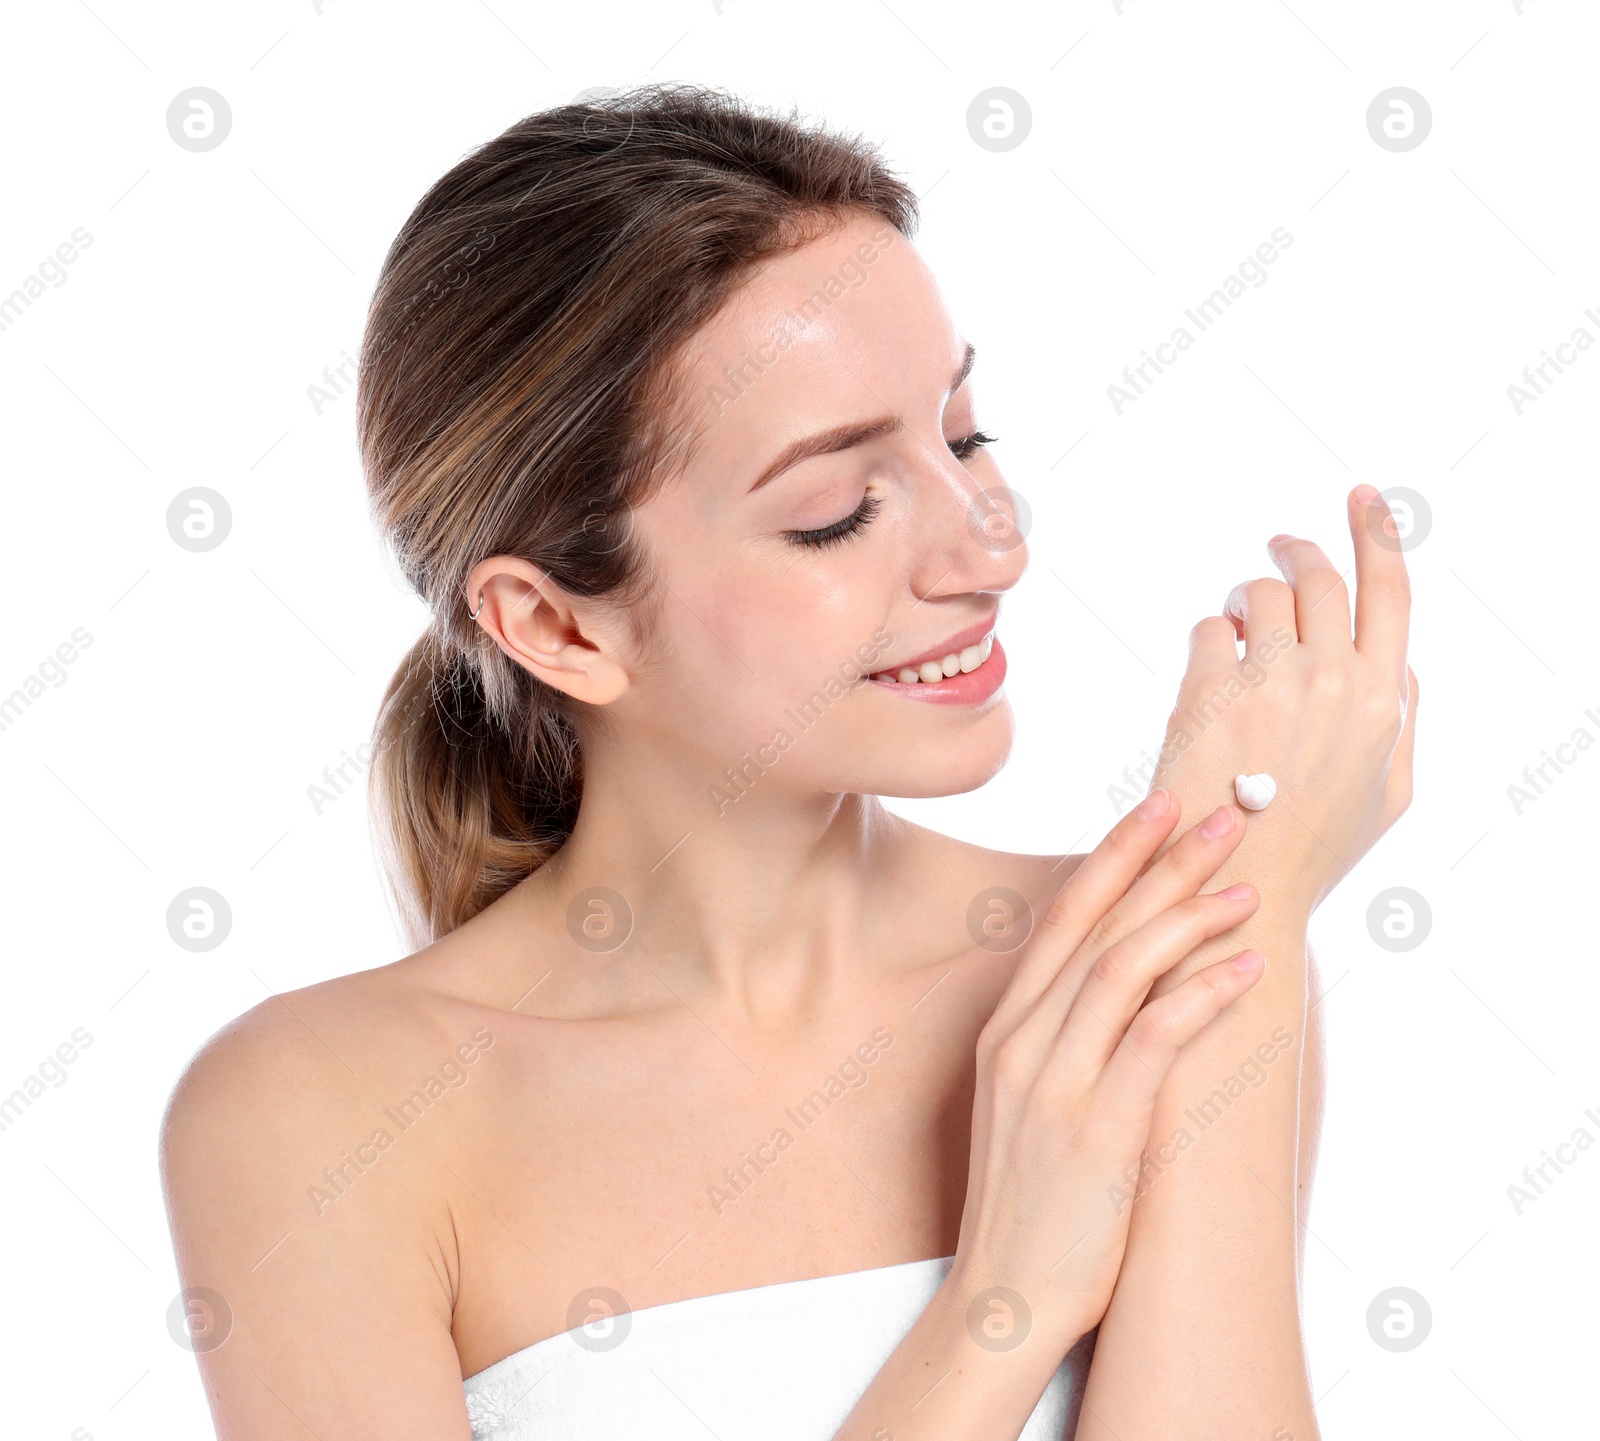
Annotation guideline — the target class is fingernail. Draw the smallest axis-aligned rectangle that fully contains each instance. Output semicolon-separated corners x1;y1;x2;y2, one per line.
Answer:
1354;484;1381;506
1217;883;1254;900
1269;533;1292;545
1136;788;1169;821
1199;806;1235;839
1230;950;1263;973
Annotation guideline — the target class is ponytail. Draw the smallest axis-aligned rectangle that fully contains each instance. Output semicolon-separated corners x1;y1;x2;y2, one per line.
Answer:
368;627;581;951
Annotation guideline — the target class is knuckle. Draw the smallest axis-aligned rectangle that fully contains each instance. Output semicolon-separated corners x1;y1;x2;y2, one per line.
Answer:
1176;819;1225;869
1376;568;1412;611
1359;686;1403;737
1246;577;1292;605
1085;910;1124;955
1129;1003;1179;1051
1089;944;1130;987
1308;567;1348;605
1306;661;1351;704
1199;960;1236;997
1177;895;1221;938
1190;615;1235;645
985;1036;1033;1094
1040;886;1073;933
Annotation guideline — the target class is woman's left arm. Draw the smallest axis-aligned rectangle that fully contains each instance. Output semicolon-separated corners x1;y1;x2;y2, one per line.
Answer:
1071;485;1418;1438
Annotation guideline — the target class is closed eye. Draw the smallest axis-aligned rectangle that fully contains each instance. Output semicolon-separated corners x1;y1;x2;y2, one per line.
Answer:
782;430;999;551
784;491;883;551
948;428;998;462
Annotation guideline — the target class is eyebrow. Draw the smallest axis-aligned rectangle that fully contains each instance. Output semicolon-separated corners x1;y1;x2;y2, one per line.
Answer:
746;342;977;494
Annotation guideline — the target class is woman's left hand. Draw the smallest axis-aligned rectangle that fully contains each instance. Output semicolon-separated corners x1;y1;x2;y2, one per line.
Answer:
1143;484;1419;919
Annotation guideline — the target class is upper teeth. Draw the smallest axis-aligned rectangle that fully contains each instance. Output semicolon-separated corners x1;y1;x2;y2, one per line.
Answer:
875;632;993;684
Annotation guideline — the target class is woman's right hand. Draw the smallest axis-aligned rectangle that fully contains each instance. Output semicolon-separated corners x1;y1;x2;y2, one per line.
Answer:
949;788;1264;1353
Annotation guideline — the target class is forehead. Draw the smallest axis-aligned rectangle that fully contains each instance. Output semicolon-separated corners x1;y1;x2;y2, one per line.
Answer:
668;214;962;483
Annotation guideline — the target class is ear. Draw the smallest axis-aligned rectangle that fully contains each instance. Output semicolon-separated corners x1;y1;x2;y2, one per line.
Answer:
463;556;632;705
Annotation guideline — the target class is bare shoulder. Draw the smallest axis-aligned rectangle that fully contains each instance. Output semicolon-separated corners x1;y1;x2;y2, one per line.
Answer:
878;819;1094;1030
159;961;485;1434
160;961;462;1161
159;951;508;1242
894;816;1088;916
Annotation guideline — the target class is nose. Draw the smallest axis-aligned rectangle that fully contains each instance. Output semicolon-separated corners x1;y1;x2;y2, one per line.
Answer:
906;449;1029;603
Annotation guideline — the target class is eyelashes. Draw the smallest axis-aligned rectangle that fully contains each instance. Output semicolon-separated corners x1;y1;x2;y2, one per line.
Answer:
784;430;999;551
948;428;999;462
786;491;884;551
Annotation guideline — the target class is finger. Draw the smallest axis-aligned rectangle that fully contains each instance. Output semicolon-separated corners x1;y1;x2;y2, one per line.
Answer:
1187;614;1239;672
1349;485;1411;673
1265;534;1353;651
1075;804;1245;972
1223;576;1298;655
995;787;1181;1020
1383;665;1419;820
1054;886;1261;1074
1026;804;1248;1034
1095;950;1265;1108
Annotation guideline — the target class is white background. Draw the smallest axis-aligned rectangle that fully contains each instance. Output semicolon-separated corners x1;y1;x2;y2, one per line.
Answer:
1;1;1594;1436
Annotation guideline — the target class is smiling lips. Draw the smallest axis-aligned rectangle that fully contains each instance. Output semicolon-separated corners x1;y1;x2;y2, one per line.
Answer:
865;620;1007;706
872;630;994;685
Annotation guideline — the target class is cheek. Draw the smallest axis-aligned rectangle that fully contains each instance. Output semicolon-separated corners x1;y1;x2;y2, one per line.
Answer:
692;550;876;657
634;498;895;703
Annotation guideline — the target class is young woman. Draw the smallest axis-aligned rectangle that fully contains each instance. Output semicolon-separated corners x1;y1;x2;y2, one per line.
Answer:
159;83;1417;1439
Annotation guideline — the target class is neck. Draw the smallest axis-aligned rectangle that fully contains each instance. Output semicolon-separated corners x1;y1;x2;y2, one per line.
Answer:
520;747;922;1028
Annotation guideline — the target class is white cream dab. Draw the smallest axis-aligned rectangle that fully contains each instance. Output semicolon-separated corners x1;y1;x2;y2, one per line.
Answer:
1234;773;1277;811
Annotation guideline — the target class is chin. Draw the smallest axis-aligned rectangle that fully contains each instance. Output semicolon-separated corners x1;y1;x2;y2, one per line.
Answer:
849;705;1015;798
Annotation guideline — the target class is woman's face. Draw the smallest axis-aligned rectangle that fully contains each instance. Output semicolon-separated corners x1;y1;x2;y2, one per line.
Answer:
618;211;1028;807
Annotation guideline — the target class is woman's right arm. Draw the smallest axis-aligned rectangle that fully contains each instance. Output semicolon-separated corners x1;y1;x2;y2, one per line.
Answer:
829;790;1263;1441
159;996;474;1438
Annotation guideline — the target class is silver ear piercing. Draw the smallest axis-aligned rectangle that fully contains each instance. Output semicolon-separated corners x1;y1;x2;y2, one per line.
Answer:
468;593;486;620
